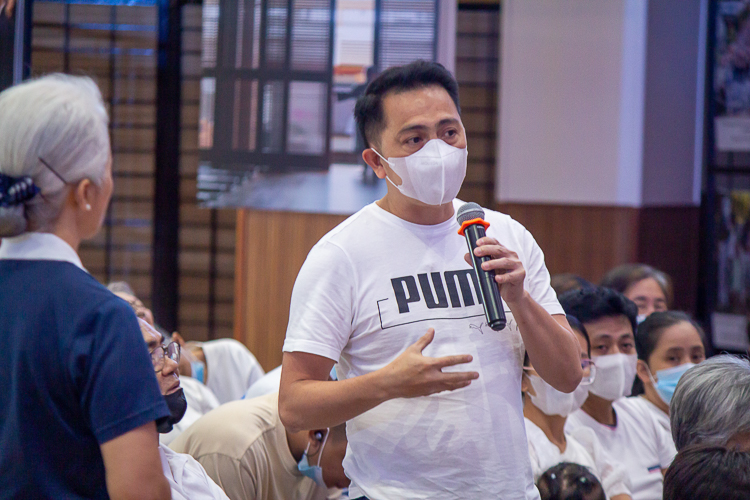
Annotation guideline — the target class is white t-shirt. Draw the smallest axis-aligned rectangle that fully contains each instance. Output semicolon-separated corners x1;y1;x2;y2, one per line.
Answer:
566;397;677;500
283;201;564;500
524;418;632;499
201;339;265;404
244;365;282;400
160;376;220;446
160;444;230;500
633;396;670;434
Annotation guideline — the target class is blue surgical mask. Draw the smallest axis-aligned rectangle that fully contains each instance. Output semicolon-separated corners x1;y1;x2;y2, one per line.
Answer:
636;314;648;325
191;360;206;384
649;363;695;404
297;429;329;487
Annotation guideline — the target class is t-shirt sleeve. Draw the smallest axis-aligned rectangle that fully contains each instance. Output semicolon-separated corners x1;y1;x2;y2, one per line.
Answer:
655;414;677;468
517;224;564;316
282;240;355;361
70;298;169;444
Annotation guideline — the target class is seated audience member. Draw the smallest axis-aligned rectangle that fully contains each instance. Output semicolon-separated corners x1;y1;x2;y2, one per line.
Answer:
172;333;265;404
137;318;230;500
550;273;593;297
537;463;606;500
631;312;707;432
663;445;750;500
600;264;672;321
111;282;222;445
524;316;632;500
670;355;750;451
561;287;676;500
170;392;350;500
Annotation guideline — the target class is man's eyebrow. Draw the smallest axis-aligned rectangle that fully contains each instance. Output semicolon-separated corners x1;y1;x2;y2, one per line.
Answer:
396;118;461;136
159;334;165;344
146;340;159;349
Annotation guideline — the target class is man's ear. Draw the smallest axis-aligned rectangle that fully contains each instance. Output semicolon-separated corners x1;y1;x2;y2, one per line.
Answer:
521;372;535;397
362;148;387;179
306;429;326;455
636;359;652;385
171;332;186;347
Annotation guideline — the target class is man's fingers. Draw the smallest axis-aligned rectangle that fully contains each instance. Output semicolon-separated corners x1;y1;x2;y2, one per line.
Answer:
494;269;525;285
434;354;473;368
412;328;435;352
481;257;516;272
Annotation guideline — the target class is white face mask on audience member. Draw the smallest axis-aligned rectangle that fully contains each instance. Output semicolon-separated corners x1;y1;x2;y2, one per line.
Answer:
525;372;590;417
588;353;637;401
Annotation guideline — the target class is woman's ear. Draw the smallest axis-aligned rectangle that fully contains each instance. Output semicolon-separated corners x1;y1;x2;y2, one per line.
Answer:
636;359;652;385
73;178;94;211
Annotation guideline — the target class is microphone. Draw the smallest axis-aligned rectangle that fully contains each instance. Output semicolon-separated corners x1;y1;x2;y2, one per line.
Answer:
457;202;506;331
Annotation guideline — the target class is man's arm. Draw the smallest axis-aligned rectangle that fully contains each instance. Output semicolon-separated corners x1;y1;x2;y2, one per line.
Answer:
100;421;171;500
279;329;478;432
469;236;582;392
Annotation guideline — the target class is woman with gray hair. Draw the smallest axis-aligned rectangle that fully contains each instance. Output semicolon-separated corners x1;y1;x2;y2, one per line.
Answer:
670;355;750;451
0;75;170;499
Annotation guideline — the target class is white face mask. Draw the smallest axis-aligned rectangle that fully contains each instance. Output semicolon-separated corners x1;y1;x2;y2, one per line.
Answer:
588;353;638;401
526;373;589;417
372;139;468;206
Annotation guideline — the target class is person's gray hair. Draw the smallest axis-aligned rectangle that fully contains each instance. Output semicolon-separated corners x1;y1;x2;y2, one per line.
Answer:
0;74;110;236
670;355;750;450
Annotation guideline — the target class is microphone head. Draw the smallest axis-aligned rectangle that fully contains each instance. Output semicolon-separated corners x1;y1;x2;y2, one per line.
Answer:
456;202;485;225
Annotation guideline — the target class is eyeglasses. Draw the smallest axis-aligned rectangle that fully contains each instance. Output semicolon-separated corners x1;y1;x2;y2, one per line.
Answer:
150;341;180;373
580;359;596;386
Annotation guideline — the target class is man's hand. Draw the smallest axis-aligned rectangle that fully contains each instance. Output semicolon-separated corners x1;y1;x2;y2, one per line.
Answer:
464;236;526;304
377;328;478;399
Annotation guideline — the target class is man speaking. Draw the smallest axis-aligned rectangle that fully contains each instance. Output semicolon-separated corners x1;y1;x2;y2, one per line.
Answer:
279;60;582;499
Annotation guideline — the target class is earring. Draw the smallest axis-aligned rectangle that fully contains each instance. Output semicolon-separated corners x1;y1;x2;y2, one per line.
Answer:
85;204;92;211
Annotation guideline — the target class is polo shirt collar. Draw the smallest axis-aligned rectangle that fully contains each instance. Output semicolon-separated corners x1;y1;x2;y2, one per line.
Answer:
0;232;87;272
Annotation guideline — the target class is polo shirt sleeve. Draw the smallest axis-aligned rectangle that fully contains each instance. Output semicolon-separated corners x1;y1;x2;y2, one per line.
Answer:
283;240;355;362
69;298;169;445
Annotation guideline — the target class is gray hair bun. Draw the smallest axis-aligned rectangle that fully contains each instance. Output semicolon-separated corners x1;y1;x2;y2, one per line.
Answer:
0;205;28;237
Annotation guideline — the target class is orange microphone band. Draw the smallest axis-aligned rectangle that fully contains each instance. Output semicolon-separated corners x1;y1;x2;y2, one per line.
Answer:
458;218;490;236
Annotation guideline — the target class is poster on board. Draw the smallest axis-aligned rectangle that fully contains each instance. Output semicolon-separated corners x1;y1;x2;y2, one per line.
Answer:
714;190;750;350
714;1;750;151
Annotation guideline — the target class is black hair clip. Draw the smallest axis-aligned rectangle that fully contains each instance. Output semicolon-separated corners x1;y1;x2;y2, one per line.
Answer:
0;173;40;207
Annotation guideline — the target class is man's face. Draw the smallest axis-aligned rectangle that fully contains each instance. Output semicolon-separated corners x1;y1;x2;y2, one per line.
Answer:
138;318;180;396
370;84;466;183
117;292;155;326
584;315;635;358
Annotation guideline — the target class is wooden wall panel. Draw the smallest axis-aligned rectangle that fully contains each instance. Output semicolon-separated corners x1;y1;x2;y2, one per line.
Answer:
235;210;347;371
496;203;640;285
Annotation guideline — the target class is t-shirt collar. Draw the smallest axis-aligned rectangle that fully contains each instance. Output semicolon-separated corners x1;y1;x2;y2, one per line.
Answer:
0;232;87;272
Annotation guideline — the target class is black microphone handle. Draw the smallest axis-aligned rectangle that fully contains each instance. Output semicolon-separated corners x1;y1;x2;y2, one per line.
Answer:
464;223;507;331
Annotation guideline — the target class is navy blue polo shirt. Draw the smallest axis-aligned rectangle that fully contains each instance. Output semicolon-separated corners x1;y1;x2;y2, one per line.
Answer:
0;256;169;499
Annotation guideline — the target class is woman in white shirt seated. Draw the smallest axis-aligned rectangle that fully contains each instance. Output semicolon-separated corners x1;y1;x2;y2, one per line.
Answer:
631;312;707;433
523;315;632;500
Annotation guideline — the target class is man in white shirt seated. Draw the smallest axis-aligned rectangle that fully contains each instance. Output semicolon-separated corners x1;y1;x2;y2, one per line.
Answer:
170;393;349;500
561;287;676;500
137;318;230;500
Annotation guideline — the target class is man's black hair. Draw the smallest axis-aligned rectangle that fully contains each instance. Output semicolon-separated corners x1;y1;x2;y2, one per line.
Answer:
353;60;461;149
537;462;605;500
558;286;638;335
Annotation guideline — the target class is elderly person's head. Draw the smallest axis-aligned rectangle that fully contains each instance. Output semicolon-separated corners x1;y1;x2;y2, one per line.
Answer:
109;281;156;326
137;318;186;433
0;74;112;244
670;355;750;451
